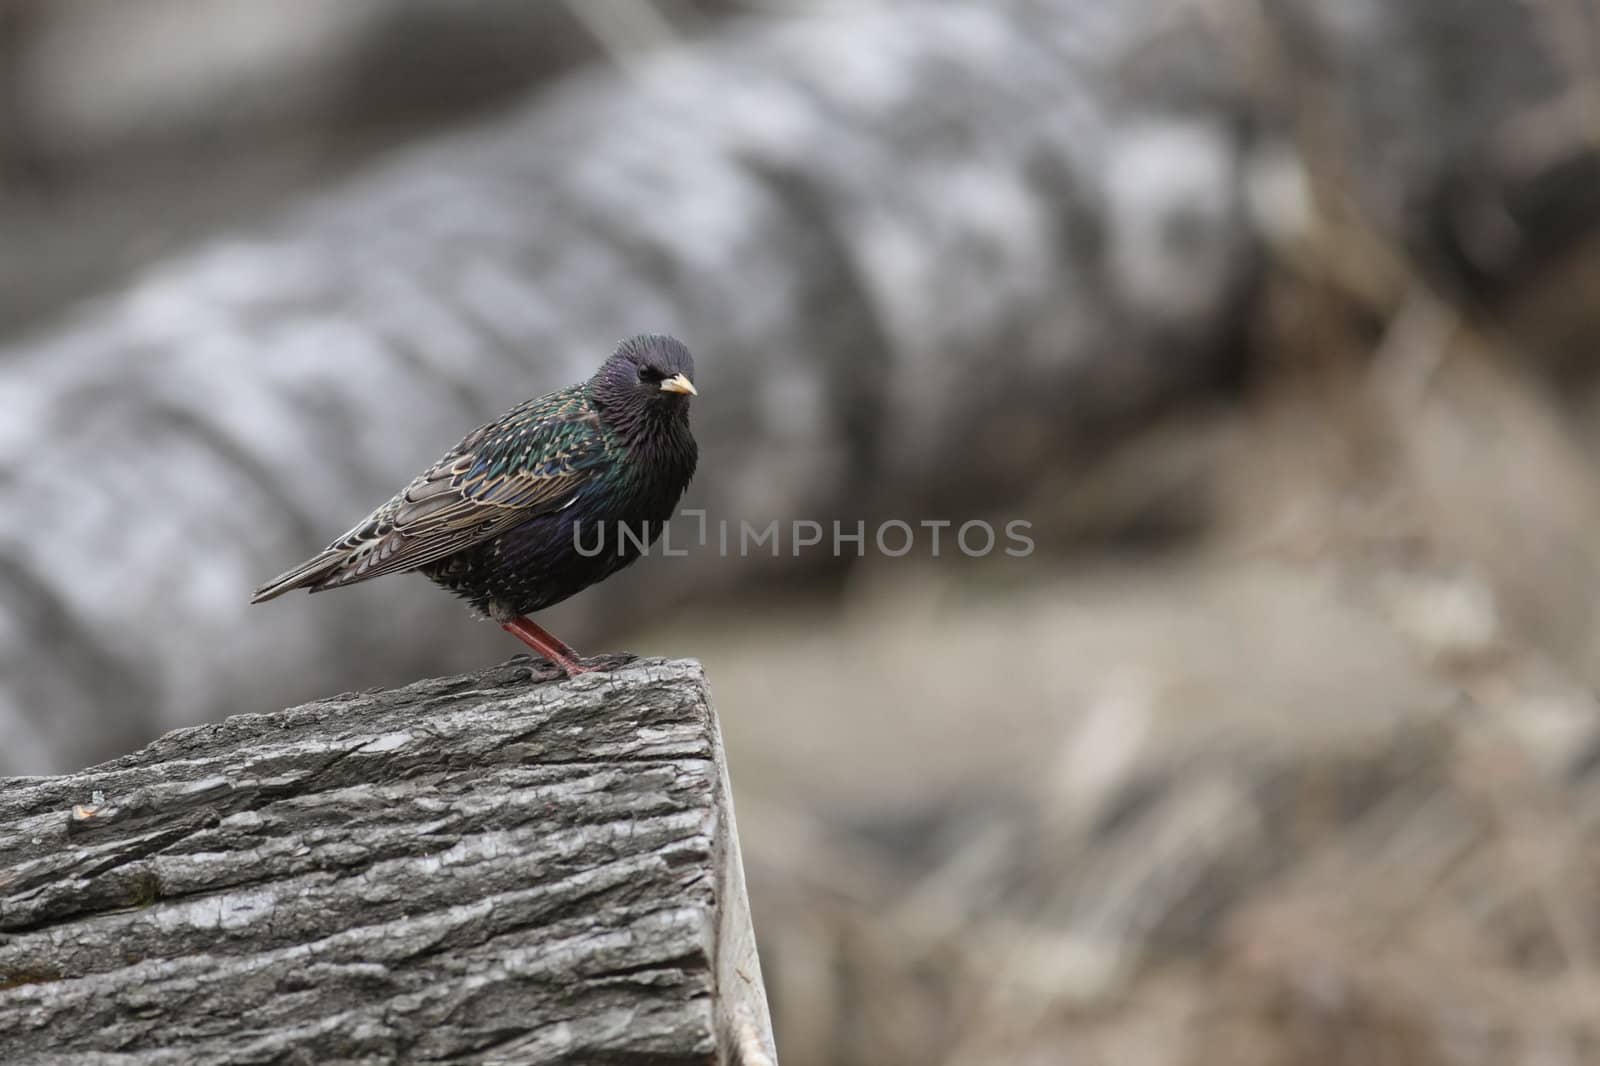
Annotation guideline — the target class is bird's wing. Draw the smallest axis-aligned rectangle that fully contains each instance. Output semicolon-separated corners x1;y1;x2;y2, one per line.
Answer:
251;391;607;600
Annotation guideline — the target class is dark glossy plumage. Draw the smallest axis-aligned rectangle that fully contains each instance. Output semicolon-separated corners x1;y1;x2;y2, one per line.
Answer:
253;335;698;629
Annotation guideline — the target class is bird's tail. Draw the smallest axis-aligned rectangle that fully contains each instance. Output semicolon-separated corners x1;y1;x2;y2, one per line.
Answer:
250;549;348;604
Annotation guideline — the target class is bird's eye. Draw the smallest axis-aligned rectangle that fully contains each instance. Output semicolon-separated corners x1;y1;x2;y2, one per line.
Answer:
637;365;663;383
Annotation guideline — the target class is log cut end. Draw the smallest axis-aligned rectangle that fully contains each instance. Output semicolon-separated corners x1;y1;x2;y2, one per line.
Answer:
0;657;776;1065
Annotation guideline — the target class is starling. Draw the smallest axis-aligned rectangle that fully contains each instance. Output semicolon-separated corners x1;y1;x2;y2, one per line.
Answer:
251;334;699;676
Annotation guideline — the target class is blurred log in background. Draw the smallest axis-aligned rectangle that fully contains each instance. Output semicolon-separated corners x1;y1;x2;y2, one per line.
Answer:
4;0;1600;1063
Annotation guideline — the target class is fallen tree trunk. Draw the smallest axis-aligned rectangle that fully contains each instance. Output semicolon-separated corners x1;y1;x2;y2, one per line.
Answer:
0;0;1257;773
11;0;1596;780
0;658;774;1066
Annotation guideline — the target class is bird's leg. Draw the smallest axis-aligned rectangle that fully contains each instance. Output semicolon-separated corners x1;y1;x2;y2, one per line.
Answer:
502;616;593;676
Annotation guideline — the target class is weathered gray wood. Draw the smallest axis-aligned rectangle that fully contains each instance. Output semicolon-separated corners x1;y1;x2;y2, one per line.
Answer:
0;657;775;1065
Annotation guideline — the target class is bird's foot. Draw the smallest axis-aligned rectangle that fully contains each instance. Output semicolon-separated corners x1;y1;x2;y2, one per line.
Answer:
536;649;596;678
503;617;594;678
524;652;594;679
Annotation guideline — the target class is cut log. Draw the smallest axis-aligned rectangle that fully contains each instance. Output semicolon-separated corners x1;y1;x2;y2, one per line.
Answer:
0;658;774;1066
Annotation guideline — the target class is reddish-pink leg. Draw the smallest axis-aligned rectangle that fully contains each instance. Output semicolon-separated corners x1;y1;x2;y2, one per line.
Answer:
502;617;593;676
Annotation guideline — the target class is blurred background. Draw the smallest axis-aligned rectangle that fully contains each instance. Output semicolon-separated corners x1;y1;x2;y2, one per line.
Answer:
5;0;1600;1062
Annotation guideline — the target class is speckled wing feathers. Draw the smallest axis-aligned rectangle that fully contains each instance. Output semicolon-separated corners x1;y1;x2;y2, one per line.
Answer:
251;386;606;602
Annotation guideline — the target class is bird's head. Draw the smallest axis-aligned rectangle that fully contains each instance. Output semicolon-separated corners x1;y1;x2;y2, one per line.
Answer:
594;334;698;416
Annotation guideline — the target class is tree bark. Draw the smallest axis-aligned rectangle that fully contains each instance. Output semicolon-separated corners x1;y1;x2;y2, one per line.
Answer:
0;658;775;1066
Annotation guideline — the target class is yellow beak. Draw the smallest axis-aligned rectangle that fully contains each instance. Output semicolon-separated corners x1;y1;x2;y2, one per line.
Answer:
660;373;698;396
